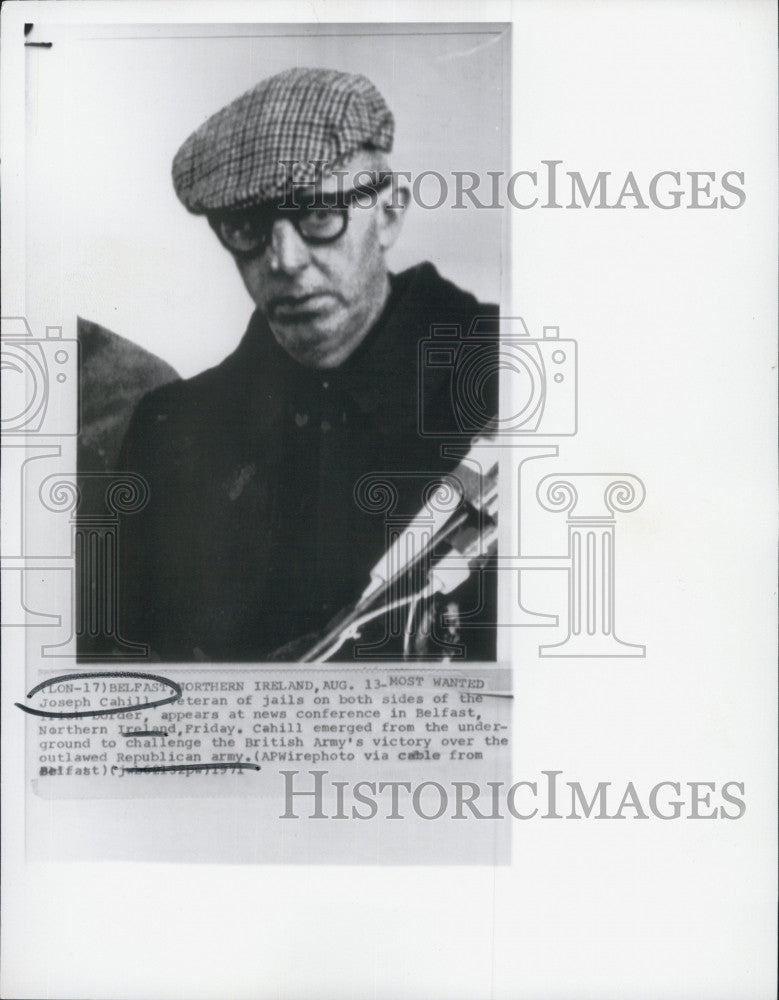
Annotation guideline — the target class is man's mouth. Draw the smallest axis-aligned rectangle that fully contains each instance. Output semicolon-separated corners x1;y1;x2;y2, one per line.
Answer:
268;292;334;319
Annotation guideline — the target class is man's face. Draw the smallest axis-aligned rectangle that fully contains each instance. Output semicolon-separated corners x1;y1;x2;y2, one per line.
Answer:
232;159;402;370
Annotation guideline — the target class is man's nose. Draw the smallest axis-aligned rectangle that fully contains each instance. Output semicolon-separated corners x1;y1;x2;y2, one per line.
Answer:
267;219;310;275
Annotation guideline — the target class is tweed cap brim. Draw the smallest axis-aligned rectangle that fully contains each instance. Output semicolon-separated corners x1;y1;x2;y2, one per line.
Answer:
172;66;394;215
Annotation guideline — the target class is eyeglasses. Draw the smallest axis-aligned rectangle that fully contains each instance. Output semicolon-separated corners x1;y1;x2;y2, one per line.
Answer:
209;176;393;260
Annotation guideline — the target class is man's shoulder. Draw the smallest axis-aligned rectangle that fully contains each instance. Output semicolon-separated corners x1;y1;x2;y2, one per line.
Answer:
394;261;498;326
130;348;243;428
119;347;251;476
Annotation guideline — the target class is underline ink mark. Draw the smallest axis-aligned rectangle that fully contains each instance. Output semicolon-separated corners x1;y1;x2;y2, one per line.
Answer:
122;762;261;774
15;671;182;719
121;730;168;738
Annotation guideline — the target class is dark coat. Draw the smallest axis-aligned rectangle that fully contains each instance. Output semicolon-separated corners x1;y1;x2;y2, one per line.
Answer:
116;262;497;661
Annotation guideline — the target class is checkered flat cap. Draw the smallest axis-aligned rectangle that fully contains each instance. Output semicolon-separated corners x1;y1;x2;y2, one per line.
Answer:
172;67;394;214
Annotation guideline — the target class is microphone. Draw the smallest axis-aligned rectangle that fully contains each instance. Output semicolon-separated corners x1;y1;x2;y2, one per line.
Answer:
359;435;498;603
298;435;498;663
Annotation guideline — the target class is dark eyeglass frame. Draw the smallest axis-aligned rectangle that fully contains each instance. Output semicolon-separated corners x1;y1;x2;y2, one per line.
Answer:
208;175;394;260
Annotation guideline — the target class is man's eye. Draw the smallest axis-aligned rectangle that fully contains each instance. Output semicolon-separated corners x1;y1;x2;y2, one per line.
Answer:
222;219;257;243
299;207;345;240
305;208;337;226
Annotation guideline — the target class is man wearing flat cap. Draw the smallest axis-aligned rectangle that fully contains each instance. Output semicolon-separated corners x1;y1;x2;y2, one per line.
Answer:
117;67;497;662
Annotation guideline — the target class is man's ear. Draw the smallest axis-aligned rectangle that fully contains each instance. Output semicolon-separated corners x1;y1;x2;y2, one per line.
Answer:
377;181;409;250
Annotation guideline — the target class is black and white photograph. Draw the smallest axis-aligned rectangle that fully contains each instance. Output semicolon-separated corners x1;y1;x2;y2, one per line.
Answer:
13;14;515;864
58;24;509;664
